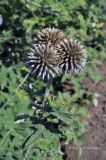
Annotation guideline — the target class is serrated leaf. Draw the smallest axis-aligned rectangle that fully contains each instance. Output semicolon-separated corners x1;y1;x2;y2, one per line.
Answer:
25;129;44;147
52;111;72;125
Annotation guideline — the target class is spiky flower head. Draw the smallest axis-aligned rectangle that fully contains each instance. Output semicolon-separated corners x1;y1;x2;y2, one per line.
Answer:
27;44;62;80
33;27;66;46
58;38;86;74
26;28;86;80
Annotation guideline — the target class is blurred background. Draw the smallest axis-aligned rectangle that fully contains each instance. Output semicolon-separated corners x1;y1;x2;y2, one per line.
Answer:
0;0;106;160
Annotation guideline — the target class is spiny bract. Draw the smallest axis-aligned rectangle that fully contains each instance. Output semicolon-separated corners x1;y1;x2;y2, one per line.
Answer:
26;27;86;80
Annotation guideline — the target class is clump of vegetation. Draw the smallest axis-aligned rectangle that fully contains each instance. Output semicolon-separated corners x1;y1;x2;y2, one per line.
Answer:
0;0;105;159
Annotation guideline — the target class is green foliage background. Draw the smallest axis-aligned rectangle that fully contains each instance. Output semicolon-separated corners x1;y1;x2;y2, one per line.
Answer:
0;0;106;159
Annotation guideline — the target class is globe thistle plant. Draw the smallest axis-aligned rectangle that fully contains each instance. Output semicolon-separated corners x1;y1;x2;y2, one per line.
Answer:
26;27;86;103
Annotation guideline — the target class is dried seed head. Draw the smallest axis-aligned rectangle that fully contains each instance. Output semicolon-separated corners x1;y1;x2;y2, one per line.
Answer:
33;27;66;46
26;28;86;80
26;44;61;80
58;38;87;74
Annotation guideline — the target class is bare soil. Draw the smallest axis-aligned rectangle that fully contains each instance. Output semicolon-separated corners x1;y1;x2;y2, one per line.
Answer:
64;62;106;160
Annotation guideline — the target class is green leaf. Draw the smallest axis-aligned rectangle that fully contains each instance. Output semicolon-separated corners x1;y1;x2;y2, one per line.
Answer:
4;153;14;160
52;111;73;125
25;129;44;147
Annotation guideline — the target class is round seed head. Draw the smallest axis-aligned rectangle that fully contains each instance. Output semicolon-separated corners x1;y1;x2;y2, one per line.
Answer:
26;28;87;81
26;44;61;80
58;38;86;74
33;27;66;46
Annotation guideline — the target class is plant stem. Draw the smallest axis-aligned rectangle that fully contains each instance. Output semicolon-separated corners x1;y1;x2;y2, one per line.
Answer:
16;72;30;91
44;78;53;96
38;78;53;107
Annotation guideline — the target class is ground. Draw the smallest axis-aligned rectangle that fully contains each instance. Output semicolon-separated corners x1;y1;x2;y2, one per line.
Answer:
64;62;106;160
